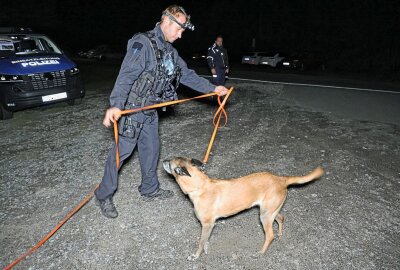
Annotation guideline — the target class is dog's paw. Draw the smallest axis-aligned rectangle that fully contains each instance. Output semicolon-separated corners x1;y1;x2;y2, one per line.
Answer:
187;254;199;261
204;242;209;254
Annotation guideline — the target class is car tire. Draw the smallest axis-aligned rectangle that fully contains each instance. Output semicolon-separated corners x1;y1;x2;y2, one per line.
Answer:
0;103;13;120
66;98;82;106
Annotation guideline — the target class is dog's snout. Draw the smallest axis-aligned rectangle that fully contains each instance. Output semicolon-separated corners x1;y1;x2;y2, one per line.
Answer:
163;160;172;174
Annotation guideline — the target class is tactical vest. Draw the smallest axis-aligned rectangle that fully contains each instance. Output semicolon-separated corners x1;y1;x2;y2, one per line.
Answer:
118;32;181;137
125;31;181;110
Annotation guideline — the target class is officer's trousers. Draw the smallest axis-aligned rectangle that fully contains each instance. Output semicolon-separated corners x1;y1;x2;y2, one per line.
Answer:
212;67;226;86
95;111;160;200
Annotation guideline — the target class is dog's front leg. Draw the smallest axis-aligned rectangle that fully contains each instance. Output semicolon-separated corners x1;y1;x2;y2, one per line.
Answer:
187;222;215;261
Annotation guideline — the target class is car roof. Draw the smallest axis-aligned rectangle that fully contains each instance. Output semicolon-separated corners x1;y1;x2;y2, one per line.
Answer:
243;51;268;55
0;33;46;40
0;28;46;38
0;27;35;34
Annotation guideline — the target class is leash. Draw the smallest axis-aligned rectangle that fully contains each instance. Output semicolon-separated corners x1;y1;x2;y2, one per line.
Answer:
3;189;97;270
203;88;233;163
114;87;233;167
4;87;233;269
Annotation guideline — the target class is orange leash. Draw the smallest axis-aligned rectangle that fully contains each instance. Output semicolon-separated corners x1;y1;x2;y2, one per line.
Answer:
203;87;233;163
4;187;97;270
113;89;233;168
4;88;233;269
113;92;219;168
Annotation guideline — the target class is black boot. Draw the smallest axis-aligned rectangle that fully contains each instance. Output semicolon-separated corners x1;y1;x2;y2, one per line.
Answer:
142;188;174;202
95;196;118;218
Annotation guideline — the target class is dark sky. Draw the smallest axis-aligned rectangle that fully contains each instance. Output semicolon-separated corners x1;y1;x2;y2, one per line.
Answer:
2;0;399;72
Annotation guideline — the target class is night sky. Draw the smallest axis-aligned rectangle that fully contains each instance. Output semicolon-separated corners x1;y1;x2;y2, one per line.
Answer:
2;0;399;73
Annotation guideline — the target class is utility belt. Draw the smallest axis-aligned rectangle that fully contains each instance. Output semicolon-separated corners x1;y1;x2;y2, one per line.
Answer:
119;71;177;138
118;102;157;138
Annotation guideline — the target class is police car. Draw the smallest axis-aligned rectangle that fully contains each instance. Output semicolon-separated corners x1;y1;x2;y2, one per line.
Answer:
0;27;84;120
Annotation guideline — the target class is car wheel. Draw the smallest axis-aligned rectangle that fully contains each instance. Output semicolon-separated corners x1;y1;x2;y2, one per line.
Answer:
0;103;13;120
67;98;82;106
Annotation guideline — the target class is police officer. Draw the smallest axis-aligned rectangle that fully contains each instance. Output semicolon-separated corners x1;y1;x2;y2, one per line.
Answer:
207;35;229;86
95;5;229;218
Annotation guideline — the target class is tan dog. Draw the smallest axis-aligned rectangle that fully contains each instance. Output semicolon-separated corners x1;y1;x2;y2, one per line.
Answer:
163;157;324;260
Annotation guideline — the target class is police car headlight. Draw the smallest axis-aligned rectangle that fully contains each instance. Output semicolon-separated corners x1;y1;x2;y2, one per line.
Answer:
69;67;80;75
0;74;23;82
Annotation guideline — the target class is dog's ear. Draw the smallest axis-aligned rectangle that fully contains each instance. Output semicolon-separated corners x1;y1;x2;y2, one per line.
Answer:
174;166;191;177
191;159;205;171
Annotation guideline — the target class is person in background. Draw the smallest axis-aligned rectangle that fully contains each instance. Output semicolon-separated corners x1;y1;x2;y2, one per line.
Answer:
207;35;229;86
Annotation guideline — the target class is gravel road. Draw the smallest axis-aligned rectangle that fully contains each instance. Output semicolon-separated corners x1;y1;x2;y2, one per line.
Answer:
1;63;399;269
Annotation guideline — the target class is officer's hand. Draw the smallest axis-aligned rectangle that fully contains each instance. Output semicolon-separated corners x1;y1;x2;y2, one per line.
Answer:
103;107;122;128
211;68;216;75
214;86;229;96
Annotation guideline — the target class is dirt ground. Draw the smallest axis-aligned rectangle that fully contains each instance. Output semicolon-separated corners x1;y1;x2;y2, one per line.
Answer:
1;71;399;269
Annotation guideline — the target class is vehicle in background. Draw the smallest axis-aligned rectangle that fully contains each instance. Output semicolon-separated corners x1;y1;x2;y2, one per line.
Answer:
281;52;326;71
77;44;123;61
182;51;207;67
259;52;285;68
191;51;207;61
78;44;108;60
241;52;268;65
281;53;304;70
0;27;84;120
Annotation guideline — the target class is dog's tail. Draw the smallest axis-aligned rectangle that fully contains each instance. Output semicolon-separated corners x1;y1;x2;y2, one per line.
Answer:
284;167;324;186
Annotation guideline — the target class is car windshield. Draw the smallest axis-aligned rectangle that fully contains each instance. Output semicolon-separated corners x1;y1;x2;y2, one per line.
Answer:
261;52;279;57
0;35;62;58
244;52;266;57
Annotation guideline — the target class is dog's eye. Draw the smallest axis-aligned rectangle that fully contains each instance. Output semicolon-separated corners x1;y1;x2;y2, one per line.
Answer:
191;159;205;172
174;167;191;177
191;159;204;168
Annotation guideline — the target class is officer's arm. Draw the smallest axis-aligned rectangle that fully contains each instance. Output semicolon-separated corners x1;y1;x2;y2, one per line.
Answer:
224;48;229;69
207;48;215;70
109;36;147;110
177;56;216;93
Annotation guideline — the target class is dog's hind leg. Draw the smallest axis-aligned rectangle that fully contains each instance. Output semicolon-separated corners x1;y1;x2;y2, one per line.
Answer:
259;198;285;253
188;221;215;261
275;213;284;236
259;210;275;253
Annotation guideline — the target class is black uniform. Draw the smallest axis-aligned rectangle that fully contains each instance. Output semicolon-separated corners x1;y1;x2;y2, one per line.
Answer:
207;43;229;86
95;24;216;200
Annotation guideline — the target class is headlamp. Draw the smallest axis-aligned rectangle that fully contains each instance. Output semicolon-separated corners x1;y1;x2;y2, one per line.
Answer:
163;10;195;31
